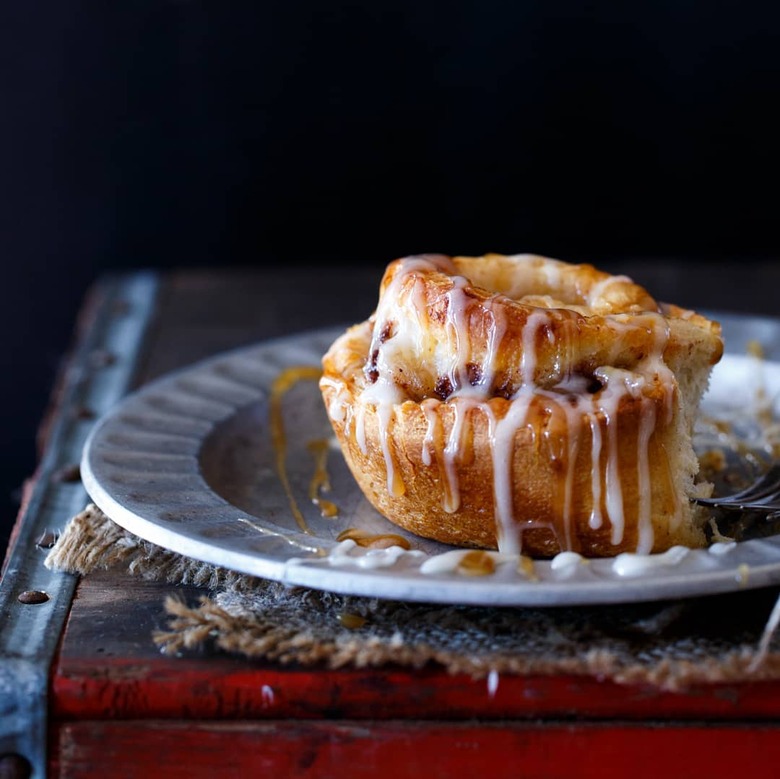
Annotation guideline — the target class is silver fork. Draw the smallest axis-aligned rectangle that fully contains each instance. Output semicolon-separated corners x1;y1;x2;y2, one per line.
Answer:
694;462;780;512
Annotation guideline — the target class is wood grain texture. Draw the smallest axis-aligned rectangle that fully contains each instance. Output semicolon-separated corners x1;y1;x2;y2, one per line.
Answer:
37;266;780;777
51;573;780;723
51;720;780;779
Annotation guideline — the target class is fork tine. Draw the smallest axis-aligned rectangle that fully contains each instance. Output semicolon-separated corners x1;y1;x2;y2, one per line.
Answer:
695;494;780;511
694;463;780;510
714;463;780;502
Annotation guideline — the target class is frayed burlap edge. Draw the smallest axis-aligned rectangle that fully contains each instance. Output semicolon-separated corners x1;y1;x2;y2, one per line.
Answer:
151;592;780;691
44;502;262;591
45;503;780;692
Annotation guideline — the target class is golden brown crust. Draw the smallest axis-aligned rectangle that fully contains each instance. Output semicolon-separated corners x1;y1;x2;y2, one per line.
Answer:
366;254;721;401
320;253;723;558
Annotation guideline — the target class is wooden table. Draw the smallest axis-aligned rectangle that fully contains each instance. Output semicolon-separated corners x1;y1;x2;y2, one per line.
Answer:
3;259;780;779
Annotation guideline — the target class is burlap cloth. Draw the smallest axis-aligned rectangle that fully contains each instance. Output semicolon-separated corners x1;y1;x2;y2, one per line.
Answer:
44;503;780;692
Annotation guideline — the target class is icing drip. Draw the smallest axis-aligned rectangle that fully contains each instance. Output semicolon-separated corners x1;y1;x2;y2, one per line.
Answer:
635;397;657;554
376;401;403;498
484;396;534;554
444;274;473;394
358;376;406;497
421;398;439;466
521;310;548;386
442;399;474;513
612;545;689;576
587;412;604;530
486;302;508;387
559;399;582;551
601;385;626;546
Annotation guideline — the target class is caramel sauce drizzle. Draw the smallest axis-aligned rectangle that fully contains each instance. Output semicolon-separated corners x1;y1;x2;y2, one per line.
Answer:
337;612;367;629
269;365;324;534
517;554;538;580
337;527;412;550
307;439;339;517
457;550;496;576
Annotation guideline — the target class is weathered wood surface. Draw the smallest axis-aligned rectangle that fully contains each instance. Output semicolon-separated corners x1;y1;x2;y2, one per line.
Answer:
36;262;780;776
50;720;780;779
53;571;780;722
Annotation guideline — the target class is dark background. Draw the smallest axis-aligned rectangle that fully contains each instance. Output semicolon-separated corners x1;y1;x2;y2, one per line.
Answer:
2;2;780;549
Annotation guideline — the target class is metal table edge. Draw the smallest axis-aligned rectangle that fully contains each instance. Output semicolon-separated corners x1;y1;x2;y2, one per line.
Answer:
0;271;162;778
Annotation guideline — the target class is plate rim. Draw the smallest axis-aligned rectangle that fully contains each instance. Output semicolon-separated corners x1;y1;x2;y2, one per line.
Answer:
81;313;780;607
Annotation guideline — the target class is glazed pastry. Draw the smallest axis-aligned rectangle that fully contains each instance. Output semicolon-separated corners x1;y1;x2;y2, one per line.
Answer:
319;253;724;557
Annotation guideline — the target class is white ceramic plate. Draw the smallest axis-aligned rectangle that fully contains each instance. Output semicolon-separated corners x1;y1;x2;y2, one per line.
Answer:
81;314;780;606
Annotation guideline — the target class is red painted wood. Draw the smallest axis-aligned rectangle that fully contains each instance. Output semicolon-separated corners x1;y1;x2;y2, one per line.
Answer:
52;656;780;722
51;720;780;779
39;273;780;778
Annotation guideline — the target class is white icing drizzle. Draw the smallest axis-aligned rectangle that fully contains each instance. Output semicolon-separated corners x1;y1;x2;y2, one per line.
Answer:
357;377;406;495
353;255;682;558
321;376;349;423
484;396;534;554
328;538;424;569
487;669;500;698
550;550;587;574
586;274;632;309
419;548;513;575
587;412;604;529
481;298;508;392
442;399;471;513
444;274;473;393
559;397;582;551
604;395;626;546
379;402;404;497
420;398;439;466
521;310;548;386
354;403;367;454
409;270;430;349
612;545;689;577
540;258;562;291
708;541;738;556
635;397;657;554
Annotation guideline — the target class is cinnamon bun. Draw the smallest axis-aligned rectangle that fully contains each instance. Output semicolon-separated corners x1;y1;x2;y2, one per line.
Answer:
319;253;724;558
